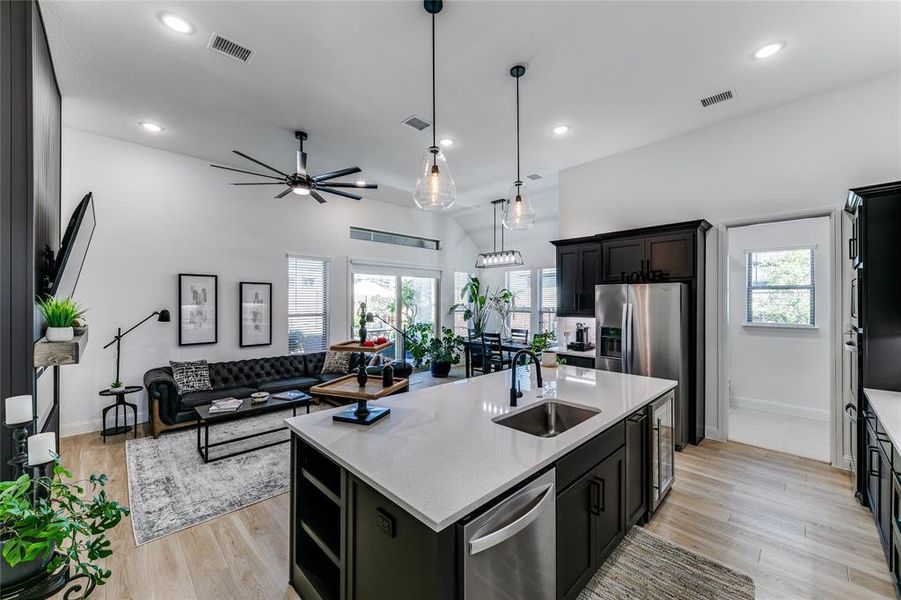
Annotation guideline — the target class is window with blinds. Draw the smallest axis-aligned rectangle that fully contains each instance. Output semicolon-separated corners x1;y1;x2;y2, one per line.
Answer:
746;247;815;326
538;268;558;334
505;269;532;334
288;256;330;353
453;272;471;336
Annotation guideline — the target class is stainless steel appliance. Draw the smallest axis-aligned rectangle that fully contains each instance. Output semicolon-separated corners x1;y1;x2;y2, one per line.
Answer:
569;323;594;352
595;282;690;448
649;390;675;511
461;469;555;599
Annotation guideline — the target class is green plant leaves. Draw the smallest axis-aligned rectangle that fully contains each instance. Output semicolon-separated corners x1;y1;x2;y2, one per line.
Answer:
36;296;87;328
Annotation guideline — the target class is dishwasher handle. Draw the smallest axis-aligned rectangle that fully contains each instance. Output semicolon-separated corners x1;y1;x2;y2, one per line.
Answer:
469;481;555;556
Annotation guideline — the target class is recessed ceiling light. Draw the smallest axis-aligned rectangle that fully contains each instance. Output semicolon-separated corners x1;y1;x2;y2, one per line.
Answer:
160;13;194;34
438;138;454;147
552;125;570;135
753;41;785;59
139;121;163;133
355;180;366;187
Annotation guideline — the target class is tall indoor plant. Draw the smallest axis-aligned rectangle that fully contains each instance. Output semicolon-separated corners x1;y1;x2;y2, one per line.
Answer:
406;323;464;377
448;275;491;336
0;461;129;593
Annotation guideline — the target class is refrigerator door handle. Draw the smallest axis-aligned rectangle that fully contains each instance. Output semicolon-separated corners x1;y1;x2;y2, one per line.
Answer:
625;303;634;374
621;303;629;374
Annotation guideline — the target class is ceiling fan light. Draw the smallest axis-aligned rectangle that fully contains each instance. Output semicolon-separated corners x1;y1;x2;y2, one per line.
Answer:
503;183;536;231
293;185;311;196
413;148;456;211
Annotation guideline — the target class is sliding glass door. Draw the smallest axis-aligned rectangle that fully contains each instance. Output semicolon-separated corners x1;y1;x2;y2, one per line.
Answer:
352;267;439;360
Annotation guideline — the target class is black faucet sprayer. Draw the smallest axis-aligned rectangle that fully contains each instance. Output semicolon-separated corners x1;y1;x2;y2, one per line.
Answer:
510;350;543;407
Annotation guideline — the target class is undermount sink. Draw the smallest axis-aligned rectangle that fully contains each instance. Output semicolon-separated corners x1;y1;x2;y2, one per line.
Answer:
493;401;600;438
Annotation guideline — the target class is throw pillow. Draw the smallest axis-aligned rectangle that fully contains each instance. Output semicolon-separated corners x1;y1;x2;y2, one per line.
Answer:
170;360;212;393
368;353;390;367
321;351;351;374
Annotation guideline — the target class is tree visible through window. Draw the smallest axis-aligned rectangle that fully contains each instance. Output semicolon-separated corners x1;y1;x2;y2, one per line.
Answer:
746;248;815;326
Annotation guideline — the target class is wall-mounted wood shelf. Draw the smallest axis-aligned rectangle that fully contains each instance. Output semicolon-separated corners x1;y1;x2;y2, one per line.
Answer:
33;328;88;368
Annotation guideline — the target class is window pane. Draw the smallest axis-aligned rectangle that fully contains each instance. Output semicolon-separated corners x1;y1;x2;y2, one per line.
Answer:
401;276;436;331
505;270;531;311
750;288;812;325
453;272;471;336
288;257;329;353
538;268;557;336
749;249;812;286
352;274;397;351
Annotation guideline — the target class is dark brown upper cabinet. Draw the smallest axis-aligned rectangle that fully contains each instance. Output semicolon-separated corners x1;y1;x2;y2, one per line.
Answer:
556;242;600;317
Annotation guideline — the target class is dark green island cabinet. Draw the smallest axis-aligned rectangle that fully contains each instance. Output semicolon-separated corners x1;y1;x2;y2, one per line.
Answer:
289;399;662;600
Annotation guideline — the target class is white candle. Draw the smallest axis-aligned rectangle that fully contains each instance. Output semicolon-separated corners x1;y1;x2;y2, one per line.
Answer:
27;432;56;465
5;395;33;425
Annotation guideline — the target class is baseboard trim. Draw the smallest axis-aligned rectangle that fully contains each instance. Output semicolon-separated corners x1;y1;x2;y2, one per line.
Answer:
704;425;726;442
61;411;149;438
730;395;829;421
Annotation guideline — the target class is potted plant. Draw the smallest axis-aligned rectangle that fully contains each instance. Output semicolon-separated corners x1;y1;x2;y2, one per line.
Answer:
109;380;125;393
36;297;86;343
488;288;515;339
0;460;129;592
447;276;491;337
407;324;464;377
531;330;557;367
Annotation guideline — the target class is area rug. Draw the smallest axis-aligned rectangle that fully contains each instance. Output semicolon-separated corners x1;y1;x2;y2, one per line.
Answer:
579;527;755;599
126;407;317;545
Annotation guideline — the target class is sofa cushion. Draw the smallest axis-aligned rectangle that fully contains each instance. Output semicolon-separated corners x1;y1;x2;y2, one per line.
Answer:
179;386;257;410
257;377;321;393
315;373;351;384
170;360;212;393
304;352;327;375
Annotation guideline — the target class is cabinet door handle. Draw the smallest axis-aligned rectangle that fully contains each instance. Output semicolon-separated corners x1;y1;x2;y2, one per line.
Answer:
589;478;604;515
849;238;856;260
869;446;881;477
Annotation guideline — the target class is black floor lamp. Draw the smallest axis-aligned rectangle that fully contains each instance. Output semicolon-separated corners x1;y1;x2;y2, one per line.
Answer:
372;314;413;377
103;309;170;383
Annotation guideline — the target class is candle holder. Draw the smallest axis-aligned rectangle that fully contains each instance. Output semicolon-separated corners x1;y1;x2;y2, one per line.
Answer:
3;420;31;478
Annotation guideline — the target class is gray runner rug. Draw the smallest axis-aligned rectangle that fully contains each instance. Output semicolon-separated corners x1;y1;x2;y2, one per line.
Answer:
579;527;755;599
126;407;315;545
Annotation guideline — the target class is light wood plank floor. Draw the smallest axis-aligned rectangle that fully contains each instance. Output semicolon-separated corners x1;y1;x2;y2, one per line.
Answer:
56;428;892;599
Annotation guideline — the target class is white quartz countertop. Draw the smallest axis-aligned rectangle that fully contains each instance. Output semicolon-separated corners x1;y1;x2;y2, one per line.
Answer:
549;346;597;359
865;388;901;449
286;366;676;532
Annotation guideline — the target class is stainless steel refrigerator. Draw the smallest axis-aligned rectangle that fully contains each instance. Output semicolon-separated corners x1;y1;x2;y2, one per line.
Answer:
595;282;690;449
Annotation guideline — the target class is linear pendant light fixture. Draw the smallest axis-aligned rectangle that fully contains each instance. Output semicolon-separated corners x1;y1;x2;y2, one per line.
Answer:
503;65;536;231
476;199;524;268
413;0;456;212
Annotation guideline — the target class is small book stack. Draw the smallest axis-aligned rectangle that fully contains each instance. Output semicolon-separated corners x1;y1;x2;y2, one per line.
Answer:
272;390;305;401
209;398;243;413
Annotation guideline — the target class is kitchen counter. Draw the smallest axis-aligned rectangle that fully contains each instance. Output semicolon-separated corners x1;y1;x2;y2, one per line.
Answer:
286;366;675;532
549;345;597;359
865;388;901;449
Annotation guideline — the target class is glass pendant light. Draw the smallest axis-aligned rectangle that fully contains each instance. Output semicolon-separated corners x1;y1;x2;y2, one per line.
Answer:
503;65;536;231
413;1;456;211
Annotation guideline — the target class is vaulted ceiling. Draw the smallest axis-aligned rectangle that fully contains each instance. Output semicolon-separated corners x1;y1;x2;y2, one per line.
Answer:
42;0;899;241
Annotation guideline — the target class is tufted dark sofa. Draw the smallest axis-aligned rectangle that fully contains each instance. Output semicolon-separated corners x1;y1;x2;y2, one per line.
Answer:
143;352;398;438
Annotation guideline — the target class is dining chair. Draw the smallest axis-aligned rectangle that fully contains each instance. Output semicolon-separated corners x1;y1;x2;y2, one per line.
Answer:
468;329;487;375
510;328;530;345
481;332;512;373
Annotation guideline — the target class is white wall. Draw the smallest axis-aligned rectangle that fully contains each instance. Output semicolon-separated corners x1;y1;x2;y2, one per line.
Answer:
558;74;900;438
59;128;478;435
726;217;831;418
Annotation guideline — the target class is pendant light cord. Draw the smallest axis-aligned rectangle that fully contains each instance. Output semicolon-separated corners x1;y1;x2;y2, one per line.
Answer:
515;73;521;186
493;203;497;253
431;13;437;159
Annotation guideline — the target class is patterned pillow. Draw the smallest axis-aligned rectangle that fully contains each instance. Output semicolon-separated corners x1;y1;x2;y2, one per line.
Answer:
320;351;351;374
170;360;212;393
368;353;391;367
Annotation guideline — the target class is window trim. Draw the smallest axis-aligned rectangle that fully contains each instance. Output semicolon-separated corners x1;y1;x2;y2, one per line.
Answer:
744;246;816;329
504;269;532;333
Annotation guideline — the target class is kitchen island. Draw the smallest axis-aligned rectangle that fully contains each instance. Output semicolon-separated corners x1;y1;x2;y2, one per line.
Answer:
286;365;676;600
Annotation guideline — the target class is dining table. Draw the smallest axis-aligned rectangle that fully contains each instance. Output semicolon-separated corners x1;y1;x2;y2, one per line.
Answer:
461;338;532;378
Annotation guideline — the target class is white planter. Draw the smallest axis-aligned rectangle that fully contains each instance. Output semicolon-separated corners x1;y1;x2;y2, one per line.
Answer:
542;351;557;368
45;326;74;342
109;386;126;393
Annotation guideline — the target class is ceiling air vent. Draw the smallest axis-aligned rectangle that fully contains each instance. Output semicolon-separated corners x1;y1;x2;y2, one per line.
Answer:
401;115;432;131
207;33;255;64
700;89;733;108
526;174;542;181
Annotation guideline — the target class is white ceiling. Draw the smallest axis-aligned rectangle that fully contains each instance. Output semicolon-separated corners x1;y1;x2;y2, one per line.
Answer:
42;1;899;234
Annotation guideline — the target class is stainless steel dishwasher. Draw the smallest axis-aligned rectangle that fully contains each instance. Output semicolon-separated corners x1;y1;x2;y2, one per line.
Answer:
461;468;556;599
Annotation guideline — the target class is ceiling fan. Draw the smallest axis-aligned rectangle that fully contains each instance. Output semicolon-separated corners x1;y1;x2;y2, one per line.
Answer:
210;131;377;203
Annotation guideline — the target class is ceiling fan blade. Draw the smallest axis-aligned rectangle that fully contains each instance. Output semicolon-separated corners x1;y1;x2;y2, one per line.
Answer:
318;187;362;201
320;182;378;189
312;166;362;182
230;182;285;185
233;150;291;178
297;150;308;177
310;190;327;204
275;187;294;199
211;164;284;181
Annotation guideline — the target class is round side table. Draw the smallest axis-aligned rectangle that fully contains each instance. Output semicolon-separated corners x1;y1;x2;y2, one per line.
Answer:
98;386;142;442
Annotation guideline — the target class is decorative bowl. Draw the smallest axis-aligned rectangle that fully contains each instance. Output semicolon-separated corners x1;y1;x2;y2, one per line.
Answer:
250;391;270;404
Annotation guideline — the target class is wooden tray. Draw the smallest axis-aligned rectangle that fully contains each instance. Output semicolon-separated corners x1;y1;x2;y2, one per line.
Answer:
329;339;393;353
310;374;408;401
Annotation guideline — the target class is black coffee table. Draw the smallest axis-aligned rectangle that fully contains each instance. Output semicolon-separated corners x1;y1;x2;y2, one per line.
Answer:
194;392;312;463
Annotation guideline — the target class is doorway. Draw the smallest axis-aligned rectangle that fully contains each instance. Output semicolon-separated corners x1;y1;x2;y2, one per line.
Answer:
724;216;833;461
351;268;439;360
